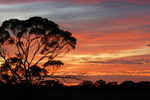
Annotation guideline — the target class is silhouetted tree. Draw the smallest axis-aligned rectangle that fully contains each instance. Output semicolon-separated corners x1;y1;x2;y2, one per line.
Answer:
40;80;63;87
79;80;94;87
136;81;150;90
95;80;106;87
120;81;135;86
0;16;80;84
106;81;118;87
120;81;136;90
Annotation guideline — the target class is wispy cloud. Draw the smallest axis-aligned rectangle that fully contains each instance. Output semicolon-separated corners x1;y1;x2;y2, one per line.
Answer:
89;70;150;76
82;59;150;65
0;0;150;5
69;47;150;59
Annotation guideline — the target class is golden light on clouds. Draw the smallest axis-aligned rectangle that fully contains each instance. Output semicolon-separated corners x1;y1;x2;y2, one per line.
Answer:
88;70;150;76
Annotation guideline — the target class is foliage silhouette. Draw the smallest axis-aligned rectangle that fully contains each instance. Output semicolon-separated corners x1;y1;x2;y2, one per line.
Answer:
95;79;106;87
106;81;118;87
0;16;80;84
0;79;149;92
79;80;94;87
0;79;149;100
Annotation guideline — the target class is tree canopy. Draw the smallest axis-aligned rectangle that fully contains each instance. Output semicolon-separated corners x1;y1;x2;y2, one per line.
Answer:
0;16;77;84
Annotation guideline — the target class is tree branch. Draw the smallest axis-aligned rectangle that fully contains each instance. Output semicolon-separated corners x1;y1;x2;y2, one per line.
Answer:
29;44;43;66
33;73;86;84
0;52;23;83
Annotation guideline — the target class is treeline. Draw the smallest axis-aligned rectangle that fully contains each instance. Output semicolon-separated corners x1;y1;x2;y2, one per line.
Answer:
0;80;150;92
76;80;150;92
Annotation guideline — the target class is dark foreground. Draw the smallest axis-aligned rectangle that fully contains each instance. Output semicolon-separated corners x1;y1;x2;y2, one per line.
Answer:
0;88;149;100
0;80;150;100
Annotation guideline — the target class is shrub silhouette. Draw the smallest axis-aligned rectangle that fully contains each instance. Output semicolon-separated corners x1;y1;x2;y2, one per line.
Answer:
40;80;63;87
79;80;94;87
95;80;106;87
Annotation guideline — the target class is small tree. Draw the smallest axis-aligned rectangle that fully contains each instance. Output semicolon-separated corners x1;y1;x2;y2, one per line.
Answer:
79;80;94;87
0;16;78;84
95;80;106;87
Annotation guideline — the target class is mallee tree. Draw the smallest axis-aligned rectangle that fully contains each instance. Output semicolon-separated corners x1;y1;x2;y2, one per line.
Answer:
0;16;79;84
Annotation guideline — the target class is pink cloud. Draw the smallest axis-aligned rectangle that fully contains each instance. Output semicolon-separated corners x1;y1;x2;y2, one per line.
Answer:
125;0;150;5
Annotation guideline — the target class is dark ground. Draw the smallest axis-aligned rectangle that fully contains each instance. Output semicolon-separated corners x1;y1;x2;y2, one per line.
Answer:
0;89;149;100
0;80;150;100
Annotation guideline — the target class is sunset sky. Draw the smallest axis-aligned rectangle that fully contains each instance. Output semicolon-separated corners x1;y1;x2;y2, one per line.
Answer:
0;0;150;83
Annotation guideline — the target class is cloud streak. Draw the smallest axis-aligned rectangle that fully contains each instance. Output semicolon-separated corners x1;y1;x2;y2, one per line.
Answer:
83;59;150;65
89;70;150;76
0;0;150;5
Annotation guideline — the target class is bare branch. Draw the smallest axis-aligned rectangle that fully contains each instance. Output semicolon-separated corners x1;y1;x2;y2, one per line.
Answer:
0;52;23;82
33;72;86;84
29;44;44;65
